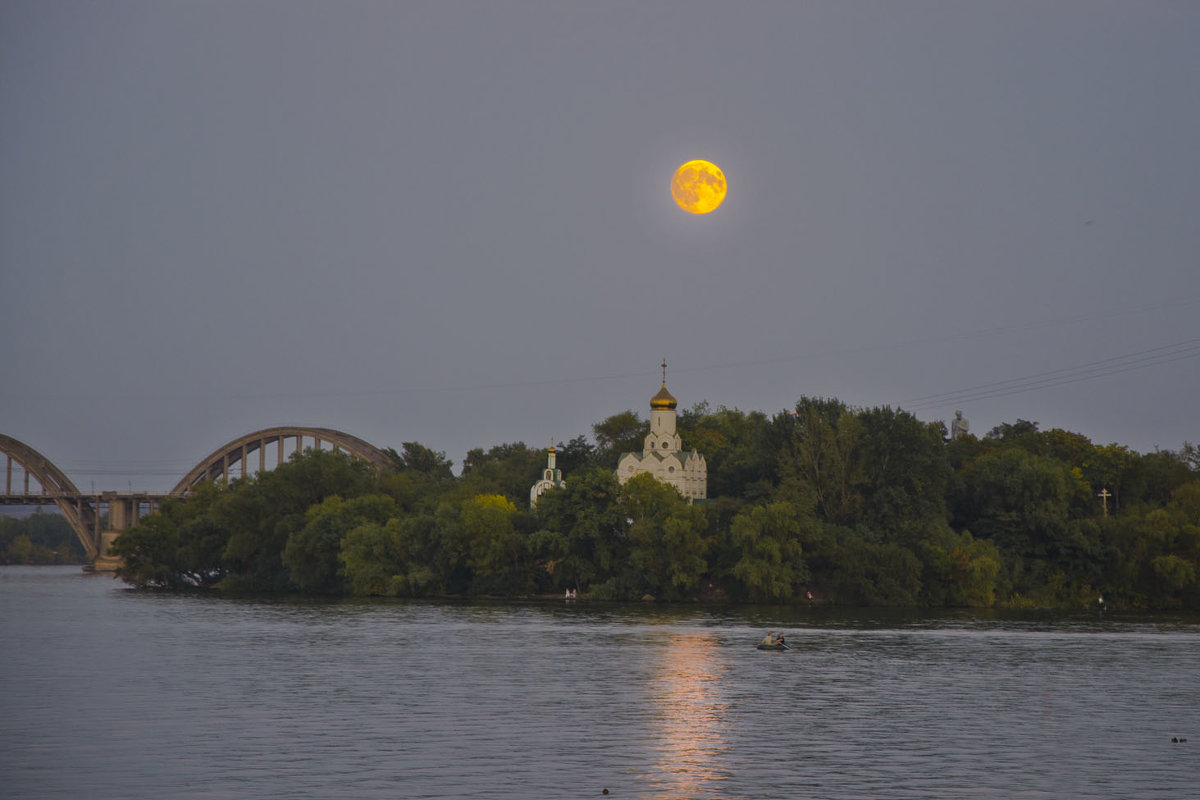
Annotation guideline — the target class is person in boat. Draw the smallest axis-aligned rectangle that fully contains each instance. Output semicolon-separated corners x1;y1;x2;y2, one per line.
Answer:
775;633;786;647
760;631;775;646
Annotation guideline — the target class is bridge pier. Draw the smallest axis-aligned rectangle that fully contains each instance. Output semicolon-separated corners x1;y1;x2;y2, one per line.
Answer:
91;493;154;571
92;534;124;571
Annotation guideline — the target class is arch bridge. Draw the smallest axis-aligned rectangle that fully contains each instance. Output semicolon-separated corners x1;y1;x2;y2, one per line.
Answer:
1;428;394;569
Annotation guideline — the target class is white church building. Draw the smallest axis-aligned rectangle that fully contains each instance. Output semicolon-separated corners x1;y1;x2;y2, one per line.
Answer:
616;365;707;502
529;445;566;507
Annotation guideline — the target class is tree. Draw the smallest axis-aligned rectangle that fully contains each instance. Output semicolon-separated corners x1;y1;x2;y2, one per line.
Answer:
460;442;546;504
555;435;597;475
1152;554;1195;591
678;404;776;500
1148;480;1200;604
340;512;458;597
1081;442;1137;512
1099;498;1200;608
986;419;1041;444
282;494;396;593
111;483;228;589
1033;428;1095;467
1122;449;1194;509
0;511;86;564
730;501;813;602
855;405;950;528
593;411;648;468
1180;442;1200;473
388;441;455;480
460;494;528;594
915;527;1001;607
956;448;1090;563
339;520;402;596
218;448;377;591
819;527;924;606
1168;480;1200;525
103;395;1200;609
530;466;627;593
621;474;709;600
777;398;862;525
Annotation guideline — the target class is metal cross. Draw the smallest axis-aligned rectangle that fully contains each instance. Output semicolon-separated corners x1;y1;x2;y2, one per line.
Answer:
1098;488;1112;517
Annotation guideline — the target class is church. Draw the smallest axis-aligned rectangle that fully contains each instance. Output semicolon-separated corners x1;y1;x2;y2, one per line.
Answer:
529;445;566;507
616;364;707;502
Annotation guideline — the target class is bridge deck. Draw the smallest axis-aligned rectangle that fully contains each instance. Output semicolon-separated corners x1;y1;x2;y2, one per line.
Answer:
1;492;177;504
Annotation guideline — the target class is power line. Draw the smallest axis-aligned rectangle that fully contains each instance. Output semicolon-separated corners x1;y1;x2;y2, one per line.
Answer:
907;337;1200;402
905;338;1200;411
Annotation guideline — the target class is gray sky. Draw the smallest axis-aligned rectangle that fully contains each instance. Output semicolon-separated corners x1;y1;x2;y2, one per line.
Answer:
3;1;1198;493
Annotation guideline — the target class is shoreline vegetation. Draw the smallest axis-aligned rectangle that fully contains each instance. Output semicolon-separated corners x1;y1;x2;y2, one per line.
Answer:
0;511;87;565
103;397;1199;610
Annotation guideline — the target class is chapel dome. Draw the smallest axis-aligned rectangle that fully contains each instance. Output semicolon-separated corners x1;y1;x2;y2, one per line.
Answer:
650;384;677;410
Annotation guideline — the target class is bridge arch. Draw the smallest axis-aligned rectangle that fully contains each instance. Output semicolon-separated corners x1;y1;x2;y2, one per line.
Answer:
2;428;394;567
0;434;100;560
171;427;394;496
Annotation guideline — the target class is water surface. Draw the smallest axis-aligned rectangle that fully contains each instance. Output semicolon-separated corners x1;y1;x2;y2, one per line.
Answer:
1;566;1196;799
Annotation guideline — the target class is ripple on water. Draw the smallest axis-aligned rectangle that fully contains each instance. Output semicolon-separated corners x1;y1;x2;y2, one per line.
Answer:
1;568;1198;799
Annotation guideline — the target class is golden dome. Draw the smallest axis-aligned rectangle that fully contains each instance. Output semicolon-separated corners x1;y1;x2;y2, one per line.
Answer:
651;384;677;410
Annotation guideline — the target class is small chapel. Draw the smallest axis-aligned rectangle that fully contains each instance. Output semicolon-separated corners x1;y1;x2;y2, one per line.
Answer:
616;362;707;502
529;445;566;507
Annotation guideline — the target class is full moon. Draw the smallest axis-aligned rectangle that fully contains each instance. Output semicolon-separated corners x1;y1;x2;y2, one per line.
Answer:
671;159;727;214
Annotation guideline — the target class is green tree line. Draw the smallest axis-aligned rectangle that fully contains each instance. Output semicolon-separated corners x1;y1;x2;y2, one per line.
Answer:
1;510;87;564
110;399;1200;609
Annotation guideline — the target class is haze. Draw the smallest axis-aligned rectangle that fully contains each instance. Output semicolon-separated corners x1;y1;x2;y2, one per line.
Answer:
2;2;1197;492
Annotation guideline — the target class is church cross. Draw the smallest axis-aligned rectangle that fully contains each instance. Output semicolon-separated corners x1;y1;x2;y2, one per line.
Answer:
1098;488;1112;517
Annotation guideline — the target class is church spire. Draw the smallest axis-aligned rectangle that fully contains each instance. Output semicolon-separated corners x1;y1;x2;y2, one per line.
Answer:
614;360;706;502
650;359;676;410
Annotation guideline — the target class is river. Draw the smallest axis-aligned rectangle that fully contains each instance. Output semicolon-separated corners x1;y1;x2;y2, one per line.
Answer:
1;566;1196;799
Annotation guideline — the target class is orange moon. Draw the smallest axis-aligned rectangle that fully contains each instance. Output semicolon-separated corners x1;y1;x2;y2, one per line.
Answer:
671;159;727;214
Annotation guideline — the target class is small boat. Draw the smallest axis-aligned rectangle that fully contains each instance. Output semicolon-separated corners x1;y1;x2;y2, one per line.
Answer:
756;642;790;651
